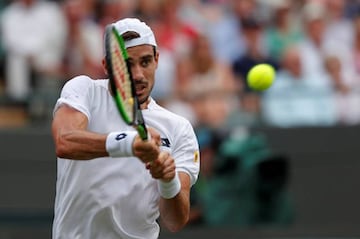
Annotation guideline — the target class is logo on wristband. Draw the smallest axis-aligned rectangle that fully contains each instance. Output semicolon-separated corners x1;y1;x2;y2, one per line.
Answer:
161;138;171;147
115;133;127;141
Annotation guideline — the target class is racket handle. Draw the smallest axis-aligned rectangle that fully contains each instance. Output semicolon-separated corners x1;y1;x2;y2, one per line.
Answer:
136;124;148;141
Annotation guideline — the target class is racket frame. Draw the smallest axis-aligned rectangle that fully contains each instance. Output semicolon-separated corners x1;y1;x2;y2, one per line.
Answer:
105;25;148;140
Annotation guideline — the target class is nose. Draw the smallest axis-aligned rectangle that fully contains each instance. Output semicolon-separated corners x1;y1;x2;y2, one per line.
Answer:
131;64;144;82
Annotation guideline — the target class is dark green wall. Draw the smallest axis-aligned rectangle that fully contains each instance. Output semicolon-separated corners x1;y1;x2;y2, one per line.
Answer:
0;126;360;238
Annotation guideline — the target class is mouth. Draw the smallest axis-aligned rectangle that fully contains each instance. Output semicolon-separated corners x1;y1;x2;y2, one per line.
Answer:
135;83;147;96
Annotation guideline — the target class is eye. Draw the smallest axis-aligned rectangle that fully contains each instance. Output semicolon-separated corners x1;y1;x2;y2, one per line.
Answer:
128;60;135;68
140;57;152;67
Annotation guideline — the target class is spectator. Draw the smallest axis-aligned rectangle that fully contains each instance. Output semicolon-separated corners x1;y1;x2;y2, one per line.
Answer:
104;1;198;124
133;0;160;23
322;0;358;89
344;0;360;19
232;16;278;127
0;1;9;94
143;0;200;123
61;0;104;80
232;16;279;92
324;54;360;125
176;0;226;34
151;47;179;107
1;0;67;105
97;0;135;29
298;1;332;88
155;0;199;59
225;92;264;128
353;12;360;81
324;0;353;48
178;34;239;129
132;1;179;108
207;0;258;64
264;0;304;62
262;45;337;127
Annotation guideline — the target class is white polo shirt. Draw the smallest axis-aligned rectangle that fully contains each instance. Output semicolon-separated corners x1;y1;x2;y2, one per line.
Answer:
52;75;200;239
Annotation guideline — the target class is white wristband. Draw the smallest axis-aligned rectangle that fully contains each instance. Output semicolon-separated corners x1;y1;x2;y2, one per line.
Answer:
106;131;137;157
158;172;181;199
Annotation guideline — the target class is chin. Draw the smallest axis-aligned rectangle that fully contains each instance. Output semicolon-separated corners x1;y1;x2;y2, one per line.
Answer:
138;95;149;105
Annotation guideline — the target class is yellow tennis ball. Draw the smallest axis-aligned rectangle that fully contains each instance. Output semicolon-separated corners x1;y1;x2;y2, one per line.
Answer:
247;64;276;91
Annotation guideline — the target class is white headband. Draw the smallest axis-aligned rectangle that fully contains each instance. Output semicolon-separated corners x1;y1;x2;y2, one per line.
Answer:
113;18;157;49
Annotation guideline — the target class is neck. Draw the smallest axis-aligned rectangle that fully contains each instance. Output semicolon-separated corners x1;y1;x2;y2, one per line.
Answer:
139;97;151;110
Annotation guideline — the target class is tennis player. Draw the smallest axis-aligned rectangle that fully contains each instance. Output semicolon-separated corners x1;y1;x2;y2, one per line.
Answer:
51;18;200;239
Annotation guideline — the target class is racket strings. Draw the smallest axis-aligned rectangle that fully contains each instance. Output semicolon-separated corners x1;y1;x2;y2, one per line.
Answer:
110;33;134;120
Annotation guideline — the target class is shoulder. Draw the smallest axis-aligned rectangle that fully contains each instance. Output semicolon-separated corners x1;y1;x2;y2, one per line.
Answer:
63;75;107;90
146;100;196;133
150;100;191;124
62;75;92;93
60;76;108;102
55;76;108;117
65;74;92;84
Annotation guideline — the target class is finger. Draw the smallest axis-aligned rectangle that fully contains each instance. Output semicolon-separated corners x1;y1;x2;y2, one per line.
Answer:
148;160;164;176
161;170;176;181
150;168;174;180
150;151;168;166
149;154;175;178
134;138;160;163
147;128;161;144
162;161;176;174
159;151;170;161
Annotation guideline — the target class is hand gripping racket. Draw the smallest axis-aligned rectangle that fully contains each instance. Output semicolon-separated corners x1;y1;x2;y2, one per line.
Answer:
104;25;148;140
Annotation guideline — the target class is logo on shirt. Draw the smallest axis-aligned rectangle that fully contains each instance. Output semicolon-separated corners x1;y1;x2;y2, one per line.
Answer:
161;138;171;148
115;133;127;140
194;150;199;163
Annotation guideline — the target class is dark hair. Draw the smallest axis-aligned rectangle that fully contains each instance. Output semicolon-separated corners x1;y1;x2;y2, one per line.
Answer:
121;31;157;56
241;16;262;29
122;31;141;41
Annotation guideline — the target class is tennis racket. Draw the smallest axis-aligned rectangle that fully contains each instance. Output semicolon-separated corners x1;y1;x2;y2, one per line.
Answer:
104;25;148;140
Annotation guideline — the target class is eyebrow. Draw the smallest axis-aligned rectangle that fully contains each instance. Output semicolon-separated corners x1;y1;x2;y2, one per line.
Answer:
128;54;154;62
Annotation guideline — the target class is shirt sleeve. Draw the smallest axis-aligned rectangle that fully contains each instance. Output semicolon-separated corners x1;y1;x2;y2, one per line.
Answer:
172;120;200;186
53;75;93;121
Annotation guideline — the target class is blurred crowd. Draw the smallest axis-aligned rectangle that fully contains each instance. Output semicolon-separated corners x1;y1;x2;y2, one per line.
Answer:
1;0;359;227
0;0;360;129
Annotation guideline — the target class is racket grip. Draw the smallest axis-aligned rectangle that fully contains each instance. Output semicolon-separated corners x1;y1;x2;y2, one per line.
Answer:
136;124;148;141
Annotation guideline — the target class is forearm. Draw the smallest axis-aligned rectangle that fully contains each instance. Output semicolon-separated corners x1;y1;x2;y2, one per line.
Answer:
159;172;191;232
54;129;108;160
53;105;161;161
52;105;109;160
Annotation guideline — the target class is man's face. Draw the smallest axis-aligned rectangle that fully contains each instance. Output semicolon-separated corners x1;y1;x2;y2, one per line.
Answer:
126;45;158;106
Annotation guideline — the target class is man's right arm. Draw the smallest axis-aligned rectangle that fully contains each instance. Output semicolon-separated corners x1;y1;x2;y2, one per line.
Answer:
52;105;109;160
52;104;160;161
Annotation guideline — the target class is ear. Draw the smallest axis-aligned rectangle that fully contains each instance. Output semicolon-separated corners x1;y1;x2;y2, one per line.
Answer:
102;58;108;76
154;51;160;69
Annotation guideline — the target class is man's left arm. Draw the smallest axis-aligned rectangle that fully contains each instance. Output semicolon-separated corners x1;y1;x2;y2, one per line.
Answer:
158;171;191;232
146;150;192;232
146;120;199;231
